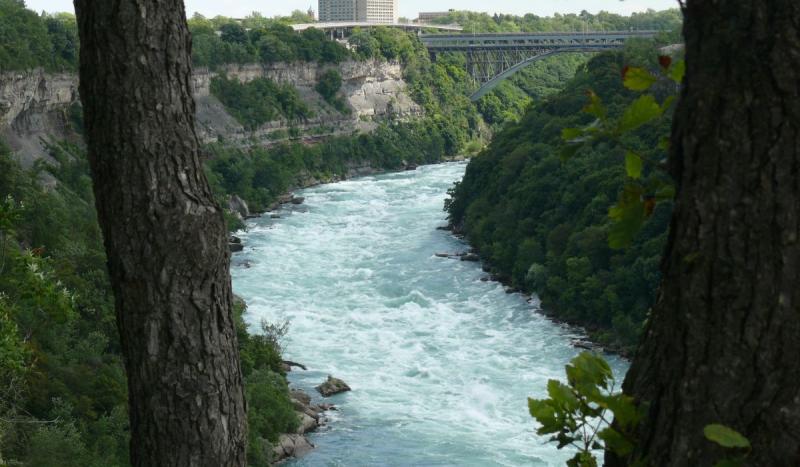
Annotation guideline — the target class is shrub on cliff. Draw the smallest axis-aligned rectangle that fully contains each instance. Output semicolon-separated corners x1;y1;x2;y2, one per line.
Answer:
315;69;350;113
210;75;312;129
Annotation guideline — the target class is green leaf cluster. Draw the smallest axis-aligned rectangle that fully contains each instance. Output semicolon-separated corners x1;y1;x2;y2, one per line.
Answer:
0;3;354;72
232;299;299;465
528;352;643;466
561;57;683;249
704;424;751;467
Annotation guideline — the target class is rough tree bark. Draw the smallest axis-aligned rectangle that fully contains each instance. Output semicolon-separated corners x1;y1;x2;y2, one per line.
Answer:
610;1;800;465
73;1;247;465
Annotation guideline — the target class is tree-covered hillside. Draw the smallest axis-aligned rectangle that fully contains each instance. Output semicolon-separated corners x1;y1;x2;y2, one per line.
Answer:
0;140;300;465
0;0;77;71
428;9;682;34
446;47;675;353
189;18;351;69
0;3;349;72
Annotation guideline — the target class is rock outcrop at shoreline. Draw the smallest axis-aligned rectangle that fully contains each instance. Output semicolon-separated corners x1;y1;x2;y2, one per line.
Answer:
272;386;336;464
228;194;251;221
229;235;243;252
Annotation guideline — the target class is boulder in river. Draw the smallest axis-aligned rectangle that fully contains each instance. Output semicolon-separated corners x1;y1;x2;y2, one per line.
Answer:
291;196;305;205
229;235;244;253
316;375;351;397
460;253;480;262
232;257;252;269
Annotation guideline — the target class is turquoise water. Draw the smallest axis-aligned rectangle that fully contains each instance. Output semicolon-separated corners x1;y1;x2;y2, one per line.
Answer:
231;162;627;466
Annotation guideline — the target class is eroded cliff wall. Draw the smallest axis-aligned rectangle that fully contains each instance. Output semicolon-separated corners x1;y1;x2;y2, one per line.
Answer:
0;69;80;166
0;59;421;164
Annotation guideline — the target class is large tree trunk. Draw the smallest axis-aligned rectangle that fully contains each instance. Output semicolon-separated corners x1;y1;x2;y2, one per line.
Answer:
611;1;800;465
73;1;247;465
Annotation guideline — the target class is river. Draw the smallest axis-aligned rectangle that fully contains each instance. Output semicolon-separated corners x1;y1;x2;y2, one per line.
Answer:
231;161;627;466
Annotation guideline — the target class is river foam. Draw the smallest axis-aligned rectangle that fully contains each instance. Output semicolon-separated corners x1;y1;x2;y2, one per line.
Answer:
232;162;627;466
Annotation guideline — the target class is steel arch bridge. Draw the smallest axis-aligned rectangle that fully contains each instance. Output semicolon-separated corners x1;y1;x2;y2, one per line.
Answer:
419;31;659;101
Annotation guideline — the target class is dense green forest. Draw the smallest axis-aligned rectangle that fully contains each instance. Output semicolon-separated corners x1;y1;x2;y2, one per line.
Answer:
0;0;77;71
0;0;334;72
429;9;682;34
0;140;298;465
446;46;675;353
190;19;351;69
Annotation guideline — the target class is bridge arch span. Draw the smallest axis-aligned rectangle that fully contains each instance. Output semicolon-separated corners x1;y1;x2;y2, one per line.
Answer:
470;47;614;101
419;31;658;101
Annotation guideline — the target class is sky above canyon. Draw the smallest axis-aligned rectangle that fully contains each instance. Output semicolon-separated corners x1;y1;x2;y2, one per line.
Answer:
27;0;679;21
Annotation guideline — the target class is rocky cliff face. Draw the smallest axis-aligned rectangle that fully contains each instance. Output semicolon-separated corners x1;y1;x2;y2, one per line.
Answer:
0;60;421;163
191;60;421;145
0;69;80;166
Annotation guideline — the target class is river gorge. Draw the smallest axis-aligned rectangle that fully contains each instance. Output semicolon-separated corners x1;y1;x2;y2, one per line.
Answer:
231;162;628;466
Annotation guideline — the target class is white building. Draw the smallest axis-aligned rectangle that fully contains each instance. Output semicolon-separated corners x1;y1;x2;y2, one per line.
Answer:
318;0;398;24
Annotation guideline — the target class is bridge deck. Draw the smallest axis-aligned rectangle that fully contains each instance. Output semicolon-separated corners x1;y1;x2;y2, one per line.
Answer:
420;31;657;50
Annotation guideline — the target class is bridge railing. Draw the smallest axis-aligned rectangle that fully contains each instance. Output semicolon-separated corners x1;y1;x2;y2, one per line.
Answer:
420;31;659;50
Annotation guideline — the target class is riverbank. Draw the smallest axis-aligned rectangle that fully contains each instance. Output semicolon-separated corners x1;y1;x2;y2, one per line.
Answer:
442;221;632;358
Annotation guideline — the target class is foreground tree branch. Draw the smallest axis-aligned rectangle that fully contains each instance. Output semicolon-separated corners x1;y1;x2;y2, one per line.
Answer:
73;1;247;465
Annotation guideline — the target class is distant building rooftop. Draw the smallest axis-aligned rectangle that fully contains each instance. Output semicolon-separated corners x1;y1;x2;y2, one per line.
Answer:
415;10;454;23
291;21;463;31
